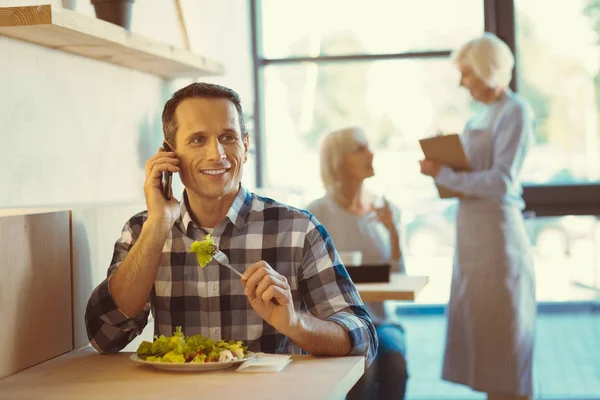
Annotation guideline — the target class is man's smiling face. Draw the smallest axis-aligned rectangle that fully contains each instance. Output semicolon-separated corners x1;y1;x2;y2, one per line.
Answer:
173;97;249;200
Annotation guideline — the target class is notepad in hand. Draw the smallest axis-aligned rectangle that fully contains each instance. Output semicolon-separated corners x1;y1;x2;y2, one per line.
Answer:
419;133;471;199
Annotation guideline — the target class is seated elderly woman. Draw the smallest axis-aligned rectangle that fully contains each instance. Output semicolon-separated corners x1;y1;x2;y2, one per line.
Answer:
306;126;408;400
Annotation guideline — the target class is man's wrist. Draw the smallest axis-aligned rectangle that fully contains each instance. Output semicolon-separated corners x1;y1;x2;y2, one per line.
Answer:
145;216;173;232
142;217;173;244
279;311;305;339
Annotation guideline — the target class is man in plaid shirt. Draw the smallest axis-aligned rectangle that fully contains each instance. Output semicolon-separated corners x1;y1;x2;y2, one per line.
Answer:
85;82;377;366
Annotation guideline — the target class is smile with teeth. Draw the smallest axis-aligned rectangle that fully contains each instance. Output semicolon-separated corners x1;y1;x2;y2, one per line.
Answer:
201;168;228;175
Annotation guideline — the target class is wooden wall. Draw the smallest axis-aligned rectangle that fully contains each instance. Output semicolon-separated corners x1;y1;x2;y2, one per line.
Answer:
0;210;72;378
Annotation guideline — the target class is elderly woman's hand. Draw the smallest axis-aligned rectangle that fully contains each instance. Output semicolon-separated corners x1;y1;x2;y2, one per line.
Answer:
419;159;442;178
373;197;395;232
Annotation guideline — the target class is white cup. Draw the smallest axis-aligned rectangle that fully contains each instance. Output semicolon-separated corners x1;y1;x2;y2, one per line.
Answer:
338;251;363;267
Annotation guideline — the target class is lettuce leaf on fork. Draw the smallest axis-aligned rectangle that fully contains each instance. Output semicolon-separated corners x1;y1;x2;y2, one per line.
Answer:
189;234;217;267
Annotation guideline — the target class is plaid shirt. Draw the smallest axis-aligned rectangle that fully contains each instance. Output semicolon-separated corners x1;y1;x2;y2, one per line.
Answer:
85;186;378;364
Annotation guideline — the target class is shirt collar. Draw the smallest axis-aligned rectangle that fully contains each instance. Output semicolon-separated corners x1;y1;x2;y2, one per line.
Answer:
179;185;252;235
226;185;252;231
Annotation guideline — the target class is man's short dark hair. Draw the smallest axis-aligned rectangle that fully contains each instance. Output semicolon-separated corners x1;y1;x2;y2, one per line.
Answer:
162;82;246;147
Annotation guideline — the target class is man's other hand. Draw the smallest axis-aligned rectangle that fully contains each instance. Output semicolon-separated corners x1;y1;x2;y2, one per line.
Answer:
241;261;298;335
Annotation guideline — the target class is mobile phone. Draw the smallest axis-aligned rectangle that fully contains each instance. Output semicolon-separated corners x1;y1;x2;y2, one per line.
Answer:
162;141;173;200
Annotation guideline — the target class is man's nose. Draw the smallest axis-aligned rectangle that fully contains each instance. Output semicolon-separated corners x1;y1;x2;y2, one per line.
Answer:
206;138;226;161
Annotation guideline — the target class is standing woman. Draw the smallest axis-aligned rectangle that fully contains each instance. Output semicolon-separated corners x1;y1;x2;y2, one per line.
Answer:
419;33;536;400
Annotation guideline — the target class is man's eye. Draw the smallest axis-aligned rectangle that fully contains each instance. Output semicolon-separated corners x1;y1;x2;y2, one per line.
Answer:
192;137;205;144
221;135;235;142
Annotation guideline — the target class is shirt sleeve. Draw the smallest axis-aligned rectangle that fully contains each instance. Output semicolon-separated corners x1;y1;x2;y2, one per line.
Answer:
298;215;379;367
435;102;535;200
84;215;152;353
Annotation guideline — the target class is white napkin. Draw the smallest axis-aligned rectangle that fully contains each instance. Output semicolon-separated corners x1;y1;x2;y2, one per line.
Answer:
236;353;292;373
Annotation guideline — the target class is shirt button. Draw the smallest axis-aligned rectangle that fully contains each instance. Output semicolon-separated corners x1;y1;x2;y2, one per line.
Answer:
212;284;217;291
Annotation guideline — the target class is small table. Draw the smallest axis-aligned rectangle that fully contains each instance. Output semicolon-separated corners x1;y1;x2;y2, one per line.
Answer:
355;274;429;302
0;349;364;400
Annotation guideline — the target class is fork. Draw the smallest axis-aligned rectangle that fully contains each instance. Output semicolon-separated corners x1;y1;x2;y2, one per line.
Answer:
212;250;243;277
213;250;279;305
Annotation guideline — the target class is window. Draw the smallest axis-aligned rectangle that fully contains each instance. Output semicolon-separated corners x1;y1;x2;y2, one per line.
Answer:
511;0;600;302
260;0;484;58
527;215;600;302
516;0;600;184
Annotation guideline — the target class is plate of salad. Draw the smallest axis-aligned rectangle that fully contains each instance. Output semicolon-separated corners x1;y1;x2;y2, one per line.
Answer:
130;326;255;371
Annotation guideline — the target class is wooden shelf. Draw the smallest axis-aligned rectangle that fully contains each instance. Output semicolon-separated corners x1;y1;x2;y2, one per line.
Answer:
0;4;224;78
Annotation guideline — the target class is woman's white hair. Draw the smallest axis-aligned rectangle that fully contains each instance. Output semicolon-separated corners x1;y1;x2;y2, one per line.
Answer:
452;32;515;89
319;126;368;194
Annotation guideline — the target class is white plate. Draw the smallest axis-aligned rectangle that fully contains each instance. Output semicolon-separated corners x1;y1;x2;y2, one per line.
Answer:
130;352;256;372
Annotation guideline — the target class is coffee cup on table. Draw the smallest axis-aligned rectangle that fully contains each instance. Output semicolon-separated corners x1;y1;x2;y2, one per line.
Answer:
338;251;363;267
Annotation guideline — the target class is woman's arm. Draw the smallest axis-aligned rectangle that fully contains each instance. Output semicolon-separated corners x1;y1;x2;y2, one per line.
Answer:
435;102;535;200
374;200;404;272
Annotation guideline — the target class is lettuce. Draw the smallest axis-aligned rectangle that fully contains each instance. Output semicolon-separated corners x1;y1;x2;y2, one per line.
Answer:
189;234;217;267
161;351;186;363
135;326;248;363
136;341;153;360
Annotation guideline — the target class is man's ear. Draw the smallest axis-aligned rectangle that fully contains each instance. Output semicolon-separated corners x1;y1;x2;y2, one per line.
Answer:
243;132;250;163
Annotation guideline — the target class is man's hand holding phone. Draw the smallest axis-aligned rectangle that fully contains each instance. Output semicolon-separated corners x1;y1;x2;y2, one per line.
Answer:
143;142;181;228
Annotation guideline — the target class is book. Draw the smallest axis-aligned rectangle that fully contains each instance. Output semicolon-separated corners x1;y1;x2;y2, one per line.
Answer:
419;134;471;198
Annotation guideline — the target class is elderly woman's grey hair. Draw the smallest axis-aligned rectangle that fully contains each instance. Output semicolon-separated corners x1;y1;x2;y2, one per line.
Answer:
318;126;368;194
452;32;515;89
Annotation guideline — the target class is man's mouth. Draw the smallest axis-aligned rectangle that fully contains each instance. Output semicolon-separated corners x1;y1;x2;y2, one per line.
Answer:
200;168;229;176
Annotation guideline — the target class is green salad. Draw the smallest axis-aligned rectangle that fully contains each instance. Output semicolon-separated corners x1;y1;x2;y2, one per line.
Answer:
136;326;248;363
189;234;218;267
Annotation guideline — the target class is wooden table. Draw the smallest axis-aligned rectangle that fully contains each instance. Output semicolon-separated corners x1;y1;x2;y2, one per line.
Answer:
0;349;364;400
355;274;429;302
